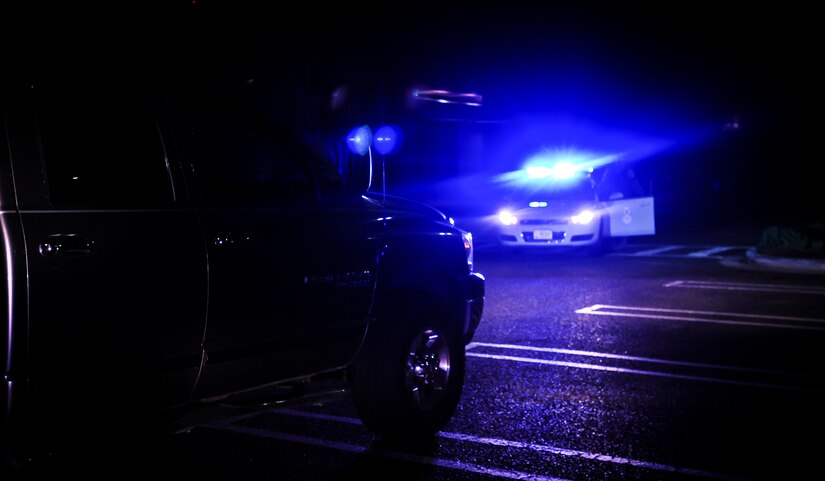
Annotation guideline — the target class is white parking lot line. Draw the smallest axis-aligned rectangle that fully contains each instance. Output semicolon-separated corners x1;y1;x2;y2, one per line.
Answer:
206;422;574;481
627;245;688;255
664;280;825;295
467;342;824;378
575;304;825;331
465;352;823;393
686;246;747;257
207;409;753;481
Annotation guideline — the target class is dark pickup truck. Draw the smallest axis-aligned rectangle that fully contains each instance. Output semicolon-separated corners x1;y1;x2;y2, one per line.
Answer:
0;68;485;472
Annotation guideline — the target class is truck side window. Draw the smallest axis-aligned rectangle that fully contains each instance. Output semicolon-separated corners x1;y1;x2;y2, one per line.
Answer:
186;102;316;207
36;96;172;207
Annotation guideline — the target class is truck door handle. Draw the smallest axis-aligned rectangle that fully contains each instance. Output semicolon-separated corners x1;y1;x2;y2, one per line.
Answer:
38;234;96;257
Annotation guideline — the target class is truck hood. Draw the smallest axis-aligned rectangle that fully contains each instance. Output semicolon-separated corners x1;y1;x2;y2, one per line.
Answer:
363;191;450;223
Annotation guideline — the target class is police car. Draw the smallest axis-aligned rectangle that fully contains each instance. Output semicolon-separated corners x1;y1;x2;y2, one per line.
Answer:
496;160;656;253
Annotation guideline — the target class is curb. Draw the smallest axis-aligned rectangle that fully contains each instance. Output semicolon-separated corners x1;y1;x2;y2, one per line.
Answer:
745;247;825;274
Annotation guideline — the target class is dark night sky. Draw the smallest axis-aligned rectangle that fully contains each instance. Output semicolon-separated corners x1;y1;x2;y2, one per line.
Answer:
4;2;820;213
371;4;815;127
7;2;816;130
232;2;818;157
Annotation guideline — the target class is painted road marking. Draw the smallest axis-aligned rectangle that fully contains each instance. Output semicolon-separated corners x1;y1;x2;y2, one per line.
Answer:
465;342;825;392
574;304;825;332
206;409;751;481
466;352;823;393
664;280;825;295
626;245;689;256
610;245;749;259
686;246;745;257
466;342;825;379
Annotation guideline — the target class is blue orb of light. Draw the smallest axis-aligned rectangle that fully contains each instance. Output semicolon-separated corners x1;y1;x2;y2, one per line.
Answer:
346;125;372;156
373;125;400;155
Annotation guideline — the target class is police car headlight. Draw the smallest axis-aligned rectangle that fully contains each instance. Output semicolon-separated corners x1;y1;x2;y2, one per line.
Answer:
498;209;518;226
571;210;595;224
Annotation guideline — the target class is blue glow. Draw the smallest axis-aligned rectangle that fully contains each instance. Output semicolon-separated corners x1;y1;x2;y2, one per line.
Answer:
526;166;551;179
495;146;625;190
526;161;580;179
525;149;606;175
529;201;548;208
374;125;400;155
550;161;578;179
346;125;372;156
488;114;675;197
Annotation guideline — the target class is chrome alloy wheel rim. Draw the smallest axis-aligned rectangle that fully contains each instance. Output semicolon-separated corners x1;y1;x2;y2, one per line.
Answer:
405;328;450;410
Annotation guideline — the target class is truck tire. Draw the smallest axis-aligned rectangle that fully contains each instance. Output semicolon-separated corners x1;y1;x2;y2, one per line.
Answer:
350;296;465;440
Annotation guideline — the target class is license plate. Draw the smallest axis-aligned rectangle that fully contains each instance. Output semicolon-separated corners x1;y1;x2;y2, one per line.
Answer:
533;230;554;240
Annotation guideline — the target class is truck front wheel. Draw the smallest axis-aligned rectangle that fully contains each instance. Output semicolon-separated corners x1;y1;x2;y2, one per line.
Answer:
350;297;465;440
